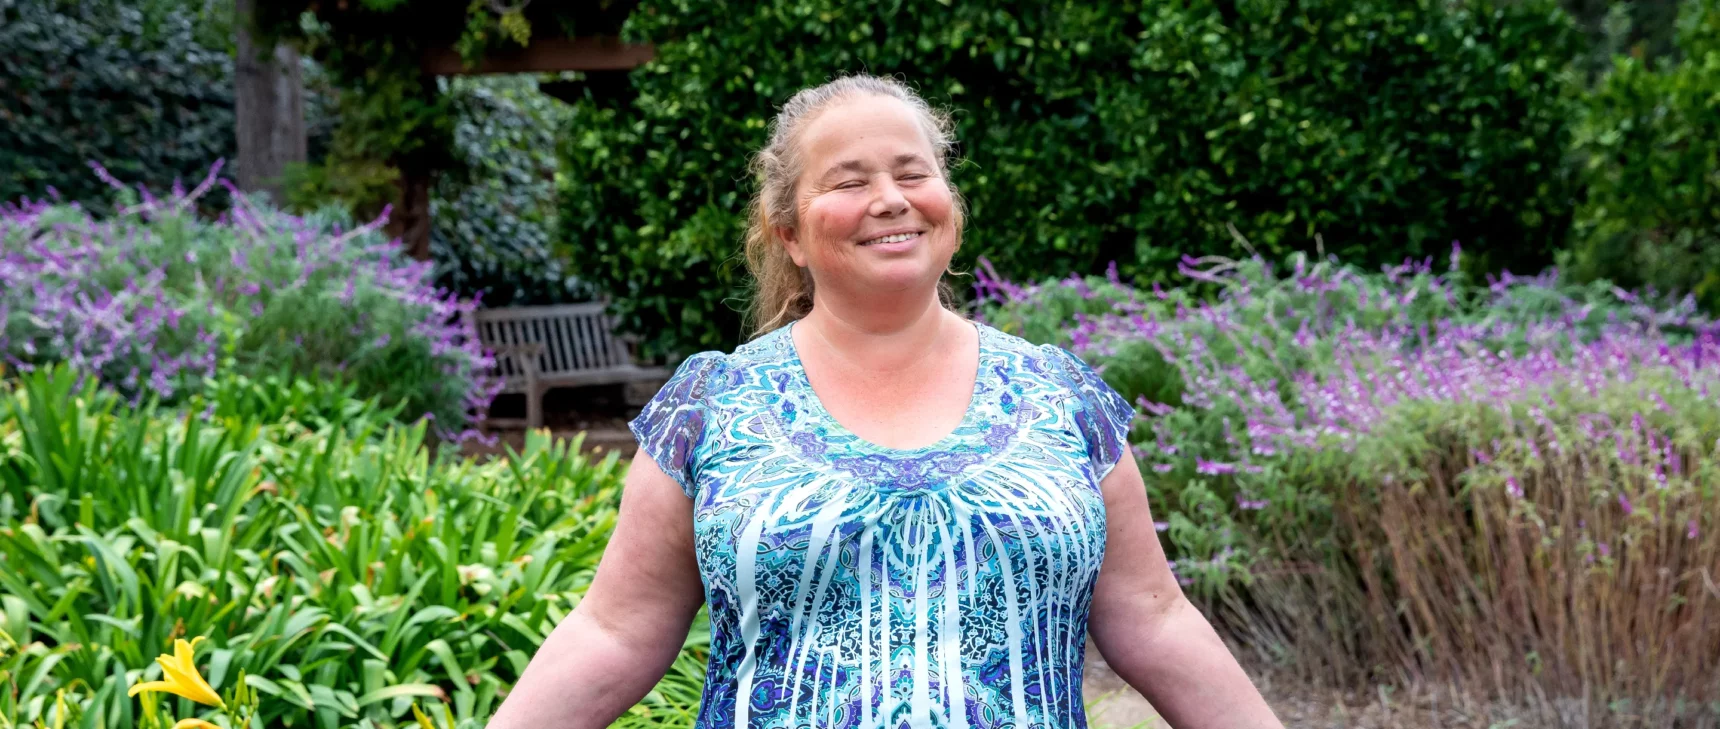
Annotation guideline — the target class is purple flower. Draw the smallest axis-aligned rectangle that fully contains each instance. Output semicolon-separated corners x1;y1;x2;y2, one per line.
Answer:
1196;459;1237;475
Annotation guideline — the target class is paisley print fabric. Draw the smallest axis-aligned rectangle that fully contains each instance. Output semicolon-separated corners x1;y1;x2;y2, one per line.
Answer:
628;321;1135;729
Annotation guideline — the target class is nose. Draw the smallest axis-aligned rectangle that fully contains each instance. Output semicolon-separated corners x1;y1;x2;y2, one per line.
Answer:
868;176;910;217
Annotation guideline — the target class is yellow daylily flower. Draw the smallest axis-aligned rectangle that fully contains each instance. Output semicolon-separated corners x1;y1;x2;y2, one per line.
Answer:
411;703;438;729
172;719;222;729
128;637;226;709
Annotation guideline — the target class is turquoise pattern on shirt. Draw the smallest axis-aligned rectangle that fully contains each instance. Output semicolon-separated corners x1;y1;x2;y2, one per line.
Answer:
629;321;1135;729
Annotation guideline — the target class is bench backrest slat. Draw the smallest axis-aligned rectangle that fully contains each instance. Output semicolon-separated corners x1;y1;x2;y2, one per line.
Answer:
473;303;639;379
539;316;564;372
578;313;604;369
477;302;607;322
567;314;591;371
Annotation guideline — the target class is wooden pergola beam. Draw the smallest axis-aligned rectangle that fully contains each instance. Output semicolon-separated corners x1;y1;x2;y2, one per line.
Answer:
422;36;654;76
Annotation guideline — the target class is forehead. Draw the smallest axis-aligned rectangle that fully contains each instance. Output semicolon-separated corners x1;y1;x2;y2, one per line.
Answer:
798;95;935;168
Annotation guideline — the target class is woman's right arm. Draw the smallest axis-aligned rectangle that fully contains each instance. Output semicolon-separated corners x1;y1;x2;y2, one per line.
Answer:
486;453;706;729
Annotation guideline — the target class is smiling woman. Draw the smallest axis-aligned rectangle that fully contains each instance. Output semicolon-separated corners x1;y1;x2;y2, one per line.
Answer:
487;74;1285;729
743;76;967;336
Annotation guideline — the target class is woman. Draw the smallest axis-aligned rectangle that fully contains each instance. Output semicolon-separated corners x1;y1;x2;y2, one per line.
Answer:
488;74;1284;729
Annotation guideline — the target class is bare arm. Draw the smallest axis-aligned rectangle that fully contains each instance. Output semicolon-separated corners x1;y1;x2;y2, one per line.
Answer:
1088;456;1284;729
487;454;705;729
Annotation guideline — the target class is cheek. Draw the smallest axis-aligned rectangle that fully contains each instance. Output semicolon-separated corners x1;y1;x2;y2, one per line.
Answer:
801;196;869;248
909;185;954;226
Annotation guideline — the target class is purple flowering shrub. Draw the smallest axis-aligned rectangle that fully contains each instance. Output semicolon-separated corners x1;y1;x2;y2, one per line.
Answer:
1;163;498;436
980;251;1720;713
980;248;1713;577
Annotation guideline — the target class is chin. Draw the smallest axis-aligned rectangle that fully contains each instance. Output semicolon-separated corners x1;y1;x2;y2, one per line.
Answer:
856;259;947;294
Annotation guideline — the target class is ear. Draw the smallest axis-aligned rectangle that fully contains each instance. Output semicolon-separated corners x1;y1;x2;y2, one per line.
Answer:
775;225;808;267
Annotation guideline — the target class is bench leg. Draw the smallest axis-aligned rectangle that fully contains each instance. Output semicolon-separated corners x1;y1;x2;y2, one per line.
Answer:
526;382;545;431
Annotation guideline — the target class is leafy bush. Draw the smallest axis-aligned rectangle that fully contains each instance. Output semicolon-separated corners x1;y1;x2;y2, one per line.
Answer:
980;255;1720;722
0;367;706;729
562;0;1585;358
429;76;594;308
1564;0;1720;313
282;75;593;308
0;165;498;434
0;0;236;207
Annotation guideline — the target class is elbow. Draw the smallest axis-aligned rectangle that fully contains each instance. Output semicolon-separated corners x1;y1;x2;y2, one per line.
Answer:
1090;586;1191;668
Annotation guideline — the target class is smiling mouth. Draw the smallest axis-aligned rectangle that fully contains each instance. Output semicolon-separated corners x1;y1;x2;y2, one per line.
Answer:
858;231;923;246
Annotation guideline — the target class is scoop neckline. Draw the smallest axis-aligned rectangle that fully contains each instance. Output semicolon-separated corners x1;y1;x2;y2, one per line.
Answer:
783;318;991;456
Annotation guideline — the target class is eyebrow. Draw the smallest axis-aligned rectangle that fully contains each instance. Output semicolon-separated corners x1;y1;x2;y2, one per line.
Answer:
816;153;932;183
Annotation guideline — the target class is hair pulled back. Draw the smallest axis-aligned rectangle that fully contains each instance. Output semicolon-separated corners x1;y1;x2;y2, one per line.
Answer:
743;74;965;337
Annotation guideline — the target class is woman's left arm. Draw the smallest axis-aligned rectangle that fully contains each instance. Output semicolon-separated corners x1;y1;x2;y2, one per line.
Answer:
1087;455;1285;729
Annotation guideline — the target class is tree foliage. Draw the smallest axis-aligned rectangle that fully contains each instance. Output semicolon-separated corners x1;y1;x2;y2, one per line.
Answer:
430;76;594;307
1564;0;1720;312
560;0;1586;359
0;0;237;206
253;0;631;231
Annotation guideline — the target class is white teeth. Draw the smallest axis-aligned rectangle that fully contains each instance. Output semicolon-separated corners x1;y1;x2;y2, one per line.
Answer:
861;232;918;246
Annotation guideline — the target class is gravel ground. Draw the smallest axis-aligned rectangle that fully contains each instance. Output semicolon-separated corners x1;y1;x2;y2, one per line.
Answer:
1083;638;1548;729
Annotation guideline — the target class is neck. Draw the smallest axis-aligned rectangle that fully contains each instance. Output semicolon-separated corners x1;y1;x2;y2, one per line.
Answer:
798;286;956;373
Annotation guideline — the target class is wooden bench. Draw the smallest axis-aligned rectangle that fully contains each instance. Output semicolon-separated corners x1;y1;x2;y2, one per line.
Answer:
471;302;669;429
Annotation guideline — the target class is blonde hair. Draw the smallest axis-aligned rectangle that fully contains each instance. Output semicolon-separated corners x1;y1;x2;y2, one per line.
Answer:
743;74;966;338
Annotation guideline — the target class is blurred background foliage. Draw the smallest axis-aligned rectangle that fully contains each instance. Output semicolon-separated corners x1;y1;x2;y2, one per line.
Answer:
5;0;1715;356
0;0;245;207
1563;0;1720;311
558;0;1716;359
428;76;595;308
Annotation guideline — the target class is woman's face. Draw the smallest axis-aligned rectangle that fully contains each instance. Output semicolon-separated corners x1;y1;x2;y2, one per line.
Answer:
779;95;958;303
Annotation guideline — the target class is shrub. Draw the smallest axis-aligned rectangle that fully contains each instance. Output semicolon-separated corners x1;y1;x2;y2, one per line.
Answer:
0;0;319;208
562;0;1585;358
980;254;1720;723
0;164;498;435
1564;0;1720;313
428;76;594;308
284;75;593;309
0;367;706;729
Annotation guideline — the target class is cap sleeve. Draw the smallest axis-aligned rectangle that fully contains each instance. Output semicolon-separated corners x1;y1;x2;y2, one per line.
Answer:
1043;345;1137;480
628;351;723;499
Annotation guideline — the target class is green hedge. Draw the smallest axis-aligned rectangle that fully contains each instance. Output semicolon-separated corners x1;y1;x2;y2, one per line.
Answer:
560;0;1584;358
1563;0;1720;312
429;77;594;308
0;0;238;206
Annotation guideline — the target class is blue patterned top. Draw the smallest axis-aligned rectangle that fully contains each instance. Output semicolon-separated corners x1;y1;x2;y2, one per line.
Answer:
628;320;1136;729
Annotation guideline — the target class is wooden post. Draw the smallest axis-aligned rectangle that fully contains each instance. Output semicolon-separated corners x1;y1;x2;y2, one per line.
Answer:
234;0;307;203
421;37;654;76
388;162;435;260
